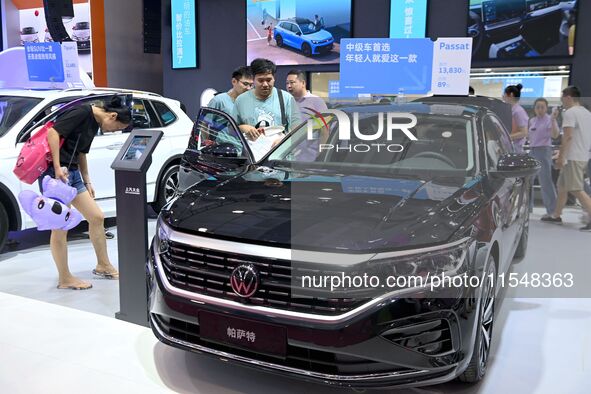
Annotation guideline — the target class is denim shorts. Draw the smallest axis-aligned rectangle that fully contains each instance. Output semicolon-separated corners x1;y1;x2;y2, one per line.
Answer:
38;167;87;195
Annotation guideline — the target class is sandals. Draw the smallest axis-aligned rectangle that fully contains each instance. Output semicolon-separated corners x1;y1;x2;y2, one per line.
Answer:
92;269;119;279
57;283;93;290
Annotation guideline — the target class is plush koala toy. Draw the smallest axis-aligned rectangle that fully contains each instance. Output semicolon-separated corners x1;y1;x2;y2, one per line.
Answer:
18;176;83;231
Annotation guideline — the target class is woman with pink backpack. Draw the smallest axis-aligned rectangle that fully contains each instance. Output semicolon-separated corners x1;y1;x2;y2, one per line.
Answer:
40;97;131;290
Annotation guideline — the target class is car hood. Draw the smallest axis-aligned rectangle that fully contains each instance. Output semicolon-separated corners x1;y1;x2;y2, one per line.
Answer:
305;30;333;41
164;167;484;252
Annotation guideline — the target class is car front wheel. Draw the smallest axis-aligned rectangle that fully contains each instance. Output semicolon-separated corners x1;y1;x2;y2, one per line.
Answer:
459;255;495;383
275;35;283;47
152;164;180;213
302;43;312;57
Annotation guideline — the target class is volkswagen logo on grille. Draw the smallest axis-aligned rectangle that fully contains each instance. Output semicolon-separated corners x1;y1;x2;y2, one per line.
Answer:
230;264;259;298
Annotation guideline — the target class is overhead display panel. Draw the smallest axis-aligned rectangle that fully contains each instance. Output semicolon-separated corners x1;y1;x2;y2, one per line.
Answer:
389;0;428;38
171;0;197;69
468;0;579;60
246;0;352;66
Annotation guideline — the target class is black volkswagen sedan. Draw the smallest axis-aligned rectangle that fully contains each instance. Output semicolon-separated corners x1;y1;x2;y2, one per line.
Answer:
147;99;538;389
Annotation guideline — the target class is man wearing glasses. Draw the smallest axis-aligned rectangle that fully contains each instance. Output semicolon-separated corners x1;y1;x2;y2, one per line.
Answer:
208;66;254;115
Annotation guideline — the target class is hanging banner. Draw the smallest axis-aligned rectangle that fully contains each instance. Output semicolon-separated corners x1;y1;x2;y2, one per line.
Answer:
390;0;428;38
171;0;197;69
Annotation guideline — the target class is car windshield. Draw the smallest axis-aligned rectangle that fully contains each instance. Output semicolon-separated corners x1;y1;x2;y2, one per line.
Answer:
299;22;320;34
0;96;43;138
265;111;476;178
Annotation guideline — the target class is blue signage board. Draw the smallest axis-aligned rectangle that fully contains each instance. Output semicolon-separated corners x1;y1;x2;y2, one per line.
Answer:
502;77;546;98
390;0;428;38
327;80;354;99
340;38;434;95
24;42;64;83
171;0;197;69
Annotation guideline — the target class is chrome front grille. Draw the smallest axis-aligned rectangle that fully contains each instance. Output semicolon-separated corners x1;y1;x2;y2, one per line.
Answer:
159;240;366;315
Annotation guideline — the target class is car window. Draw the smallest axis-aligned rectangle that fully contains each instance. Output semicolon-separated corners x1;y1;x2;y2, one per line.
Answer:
131;99;153;129
291;23;301;34
483;115;512;170
18;97;83;142
299;22;318;34
18;94;131;142
279;22;289;30
267;112;475;176
489;115;514;153
152;100;177;126
189;109;247;158
0;96;43;138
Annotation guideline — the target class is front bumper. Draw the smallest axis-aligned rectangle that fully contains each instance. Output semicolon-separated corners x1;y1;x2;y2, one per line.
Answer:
75;39;91;51
312;41;334;54
147;239;482;389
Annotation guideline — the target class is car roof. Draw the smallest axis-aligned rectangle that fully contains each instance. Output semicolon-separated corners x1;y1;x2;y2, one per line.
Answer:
333;102;482;117
280;18;313;25
0;87;164;99
333;96;512;130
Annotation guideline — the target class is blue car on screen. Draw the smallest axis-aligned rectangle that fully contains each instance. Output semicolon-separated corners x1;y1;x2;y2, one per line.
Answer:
274;18;334;57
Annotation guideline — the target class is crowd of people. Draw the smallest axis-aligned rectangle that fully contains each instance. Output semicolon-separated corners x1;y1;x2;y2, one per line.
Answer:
206;58;326;153
502;84;591;232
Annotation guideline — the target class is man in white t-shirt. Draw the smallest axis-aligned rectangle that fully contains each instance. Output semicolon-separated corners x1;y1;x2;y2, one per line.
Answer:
285;69;328;120
286;70;330;161
542;86;591;231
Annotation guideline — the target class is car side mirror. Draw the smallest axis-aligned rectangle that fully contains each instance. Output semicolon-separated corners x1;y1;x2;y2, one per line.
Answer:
490;153;540;179
201;143;242;158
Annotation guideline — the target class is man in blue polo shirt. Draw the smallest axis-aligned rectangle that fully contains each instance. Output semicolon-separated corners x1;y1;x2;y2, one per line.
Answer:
232;58;301;143
208;66;253;115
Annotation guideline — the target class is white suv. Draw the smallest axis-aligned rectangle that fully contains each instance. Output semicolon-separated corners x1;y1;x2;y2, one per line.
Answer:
0;88;193;251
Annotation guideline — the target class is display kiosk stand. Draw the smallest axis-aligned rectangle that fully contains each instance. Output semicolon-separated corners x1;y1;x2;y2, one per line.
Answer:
111;130;163;326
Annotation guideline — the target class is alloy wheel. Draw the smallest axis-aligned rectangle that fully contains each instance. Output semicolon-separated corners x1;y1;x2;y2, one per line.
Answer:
479;265;495;372
164;166;180;203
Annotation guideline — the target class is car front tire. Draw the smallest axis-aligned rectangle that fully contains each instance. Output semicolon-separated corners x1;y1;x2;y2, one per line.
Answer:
302;43;312;57
275;35;283;47
0;203;8;253
459;255;496;383
152;164;180;213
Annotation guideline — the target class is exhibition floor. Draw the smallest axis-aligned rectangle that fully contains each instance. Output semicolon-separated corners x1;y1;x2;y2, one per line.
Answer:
0;209;590;393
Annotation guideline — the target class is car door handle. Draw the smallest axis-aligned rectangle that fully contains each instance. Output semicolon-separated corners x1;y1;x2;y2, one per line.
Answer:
106;143;124;150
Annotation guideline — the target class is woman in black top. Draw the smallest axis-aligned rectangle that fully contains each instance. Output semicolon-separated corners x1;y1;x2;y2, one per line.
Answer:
44;96;131;290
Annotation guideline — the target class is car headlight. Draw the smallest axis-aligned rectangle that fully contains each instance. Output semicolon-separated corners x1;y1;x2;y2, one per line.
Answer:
294;239;473;299
364;239;471;281
154;217;171;255
312;40;320;44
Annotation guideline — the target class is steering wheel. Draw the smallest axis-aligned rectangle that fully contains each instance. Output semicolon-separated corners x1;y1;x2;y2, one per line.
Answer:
412;151;457;168
468;11;483;56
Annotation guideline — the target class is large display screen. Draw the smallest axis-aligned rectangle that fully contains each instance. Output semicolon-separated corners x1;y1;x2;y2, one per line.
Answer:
468;0;578;60
246;0;352;66
390;0;428;38
171;0;197;69
123;136;152;161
